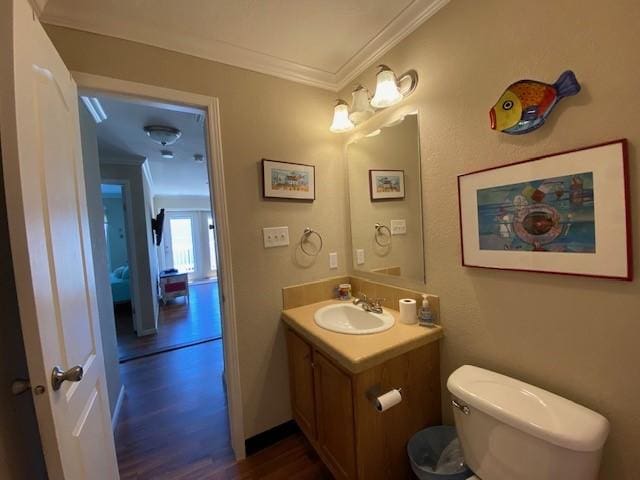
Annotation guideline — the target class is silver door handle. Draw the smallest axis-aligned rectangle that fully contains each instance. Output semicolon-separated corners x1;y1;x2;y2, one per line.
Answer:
51;365;83;391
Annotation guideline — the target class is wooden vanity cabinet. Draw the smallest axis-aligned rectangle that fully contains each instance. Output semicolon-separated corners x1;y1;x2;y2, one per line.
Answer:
313;351;357;479
285;329;317;440
286;328;441;480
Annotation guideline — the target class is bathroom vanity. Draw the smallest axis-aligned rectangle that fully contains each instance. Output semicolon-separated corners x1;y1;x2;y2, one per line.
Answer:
282;300;443;480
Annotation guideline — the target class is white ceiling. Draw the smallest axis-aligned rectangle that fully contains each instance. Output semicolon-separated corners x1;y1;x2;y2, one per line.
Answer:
42;0;449;91
91;95;210;197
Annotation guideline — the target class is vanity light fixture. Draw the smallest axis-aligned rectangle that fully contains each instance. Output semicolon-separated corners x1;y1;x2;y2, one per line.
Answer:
370;64;418;108
329;64;418;133
329;99;355;133
349;85;375;124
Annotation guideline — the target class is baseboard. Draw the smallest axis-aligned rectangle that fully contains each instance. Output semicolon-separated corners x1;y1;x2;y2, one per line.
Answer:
138;327;157;336
111;385;125;431
244;420;299;456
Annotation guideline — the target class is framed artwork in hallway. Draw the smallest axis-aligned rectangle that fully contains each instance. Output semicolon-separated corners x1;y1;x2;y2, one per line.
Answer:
262;159;316;200
458;139;632;280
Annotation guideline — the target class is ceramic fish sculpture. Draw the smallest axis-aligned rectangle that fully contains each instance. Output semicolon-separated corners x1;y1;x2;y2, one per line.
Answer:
490;70;581;135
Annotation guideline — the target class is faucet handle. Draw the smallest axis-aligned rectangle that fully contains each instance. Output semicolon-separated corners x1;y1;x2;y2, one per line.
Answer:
373;298;385;308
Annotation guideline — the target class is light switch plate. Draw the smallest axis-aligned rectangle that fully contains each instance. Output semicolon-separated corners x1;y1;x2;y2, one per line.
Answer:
263;226;289;248
390;219;407;235
356;249;365;265
329;252;338;269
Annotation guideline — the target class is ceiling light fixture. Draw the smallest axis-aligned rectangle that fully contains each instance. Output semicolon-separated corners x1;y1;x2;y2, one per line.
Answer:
161;150;174;159
80;96;107;124
329;64;418;133
143;125;182;146
329;99;355;133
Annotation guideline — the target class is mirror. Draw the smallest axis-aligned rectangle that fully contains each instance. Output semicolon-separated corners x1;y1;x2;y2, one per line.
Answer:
346;114;425;284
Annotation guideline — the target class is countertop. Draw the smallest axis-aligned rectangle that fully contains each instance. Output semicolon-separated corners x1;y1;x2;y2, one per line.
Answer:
282;299;443;374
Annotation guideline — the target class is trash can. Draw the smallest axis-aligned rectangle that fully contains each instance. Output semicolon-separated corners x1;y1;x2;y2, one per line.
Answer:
407;425;472;480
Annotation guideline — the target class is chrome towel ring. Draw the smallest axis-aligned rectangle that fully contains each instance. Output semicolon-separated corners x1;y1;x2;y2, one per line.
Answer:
374;223;392;247
301;227;323;256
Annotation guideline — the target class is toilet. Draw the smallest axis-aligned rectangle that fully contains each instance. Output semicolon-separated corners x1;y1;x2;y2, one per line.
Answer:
447;365;609;480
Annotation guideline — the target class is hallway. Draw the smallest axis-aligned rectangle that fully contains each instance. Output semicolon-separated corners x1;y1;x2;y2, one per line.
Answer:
114;340;330;479
116;281;222;361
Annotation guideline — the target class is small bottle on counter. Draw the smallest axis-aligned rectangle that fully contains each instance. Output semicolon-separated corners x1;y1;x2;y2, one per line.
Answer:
417;294;435;327
337;283;352;301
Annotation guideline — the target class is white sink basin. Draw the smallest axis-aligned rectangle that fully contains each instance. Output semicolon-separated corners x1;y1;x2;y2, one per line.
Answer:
314;303;395;335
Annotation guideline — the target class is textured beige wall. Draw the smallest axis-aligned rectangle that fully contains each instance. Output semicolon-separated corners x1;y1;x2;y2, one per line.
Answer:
44;25;347;438
347;115;424;282
341;1;640;478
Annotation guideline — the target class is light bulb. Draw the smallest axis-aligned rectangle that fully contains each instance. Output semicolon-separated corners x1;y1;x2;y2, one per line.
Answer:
349;85;374;124
329;100;354;133
370;65;403;108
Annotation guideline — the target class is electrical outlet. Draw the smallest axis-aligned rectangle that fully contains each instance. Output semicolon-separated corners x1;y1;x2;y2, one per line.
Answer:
390;219;407;235
356;249;365;265
329;252;338;269
263;226;289;248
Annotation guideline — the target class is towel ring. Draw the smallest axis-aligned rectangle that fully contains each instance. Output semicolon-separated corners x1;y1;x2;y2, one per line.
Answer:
374;223;392;247
300;227;323;256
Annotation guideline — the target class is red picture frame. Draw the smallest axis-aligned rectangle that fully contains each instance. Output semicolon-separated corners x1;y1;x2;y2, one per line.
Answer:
457;139;632;280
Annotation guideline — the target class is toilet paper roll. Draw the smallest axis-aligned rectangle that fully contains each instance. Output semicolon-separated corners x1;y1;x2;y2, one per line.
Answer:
399;298;417;324
376;389;402;412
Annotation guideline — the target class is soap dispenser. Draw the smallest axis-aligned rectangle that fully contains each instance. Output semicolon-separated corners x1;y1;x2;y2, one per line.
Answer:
418;294;434;327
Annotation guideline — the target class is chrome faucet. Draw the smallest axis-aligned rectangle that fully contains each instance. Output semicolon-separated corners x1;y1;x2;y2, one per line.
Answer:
353;293;384;314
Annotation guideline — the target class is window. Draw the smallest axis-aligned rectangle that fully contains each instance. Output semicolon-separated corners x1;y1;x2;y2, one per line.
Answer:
169;217;195;273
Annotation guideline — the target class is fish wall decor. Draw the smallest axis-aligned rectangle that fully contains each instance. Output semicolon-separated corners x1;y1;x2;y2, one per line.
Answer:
490;70;581;135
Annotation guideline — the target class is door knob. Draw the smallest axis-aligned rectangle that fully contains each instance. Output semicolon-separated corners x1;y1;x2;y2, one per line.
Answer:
51;365;83;391
11;378;31;396
11;378;46;396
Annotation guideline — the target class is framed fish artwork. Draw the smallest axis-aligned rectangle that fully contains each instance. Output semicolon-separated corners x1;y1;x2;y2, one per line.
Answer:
458;140;632;280
490;70;581;135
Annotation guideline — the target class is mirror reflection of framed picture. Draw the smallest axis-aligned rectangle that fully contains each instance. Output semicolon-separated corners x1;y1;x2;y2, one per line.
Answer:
262;159;315;201
369;169;405;200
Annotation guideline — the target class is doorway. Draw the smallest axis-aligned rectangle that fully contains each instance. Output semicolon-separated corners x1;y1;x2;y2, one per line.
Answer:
75;74;244;474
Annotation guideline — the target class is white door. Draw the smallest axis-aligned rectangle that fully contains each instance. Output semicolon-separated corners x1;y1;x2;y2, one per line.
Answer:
0;1;119;479
206;214;218;278
163;212;199;279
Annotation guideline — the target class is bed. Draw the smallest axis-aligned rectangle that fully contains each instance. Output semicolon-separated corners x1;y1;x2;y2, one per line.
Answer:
110;265;131;303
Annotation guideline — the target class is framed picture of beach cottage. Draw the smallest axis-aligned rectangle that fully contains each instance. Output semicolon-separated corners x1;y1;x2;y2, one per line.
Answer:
369;169;405;200
262;159;315;200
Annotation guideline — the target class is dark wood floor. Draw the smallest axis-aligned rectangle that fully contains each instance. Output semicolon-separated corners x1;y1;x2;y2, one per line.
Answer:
116;281;222;361
115;340;331;479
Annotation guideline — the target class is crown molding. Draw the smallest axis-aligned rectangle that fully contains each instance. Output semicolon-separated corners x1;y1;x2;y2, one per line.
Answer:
99;150;146;166
42;0;449;92
28;0;49;17
334;0;450;91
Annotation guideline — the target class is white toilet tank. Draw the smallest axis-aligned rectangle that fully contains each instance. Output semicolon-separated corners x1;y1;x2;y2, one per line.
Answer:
447;365;609;480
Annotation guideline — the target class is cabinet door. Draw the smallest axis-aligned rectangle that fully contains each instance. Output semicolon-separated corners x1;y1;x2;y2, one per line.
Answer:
286;329;317;439
314;352;357;480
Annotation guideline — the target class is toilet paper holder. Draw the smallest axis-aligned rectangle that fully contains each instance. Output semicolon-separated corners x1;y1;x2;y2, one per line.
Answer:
366;385;403;412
